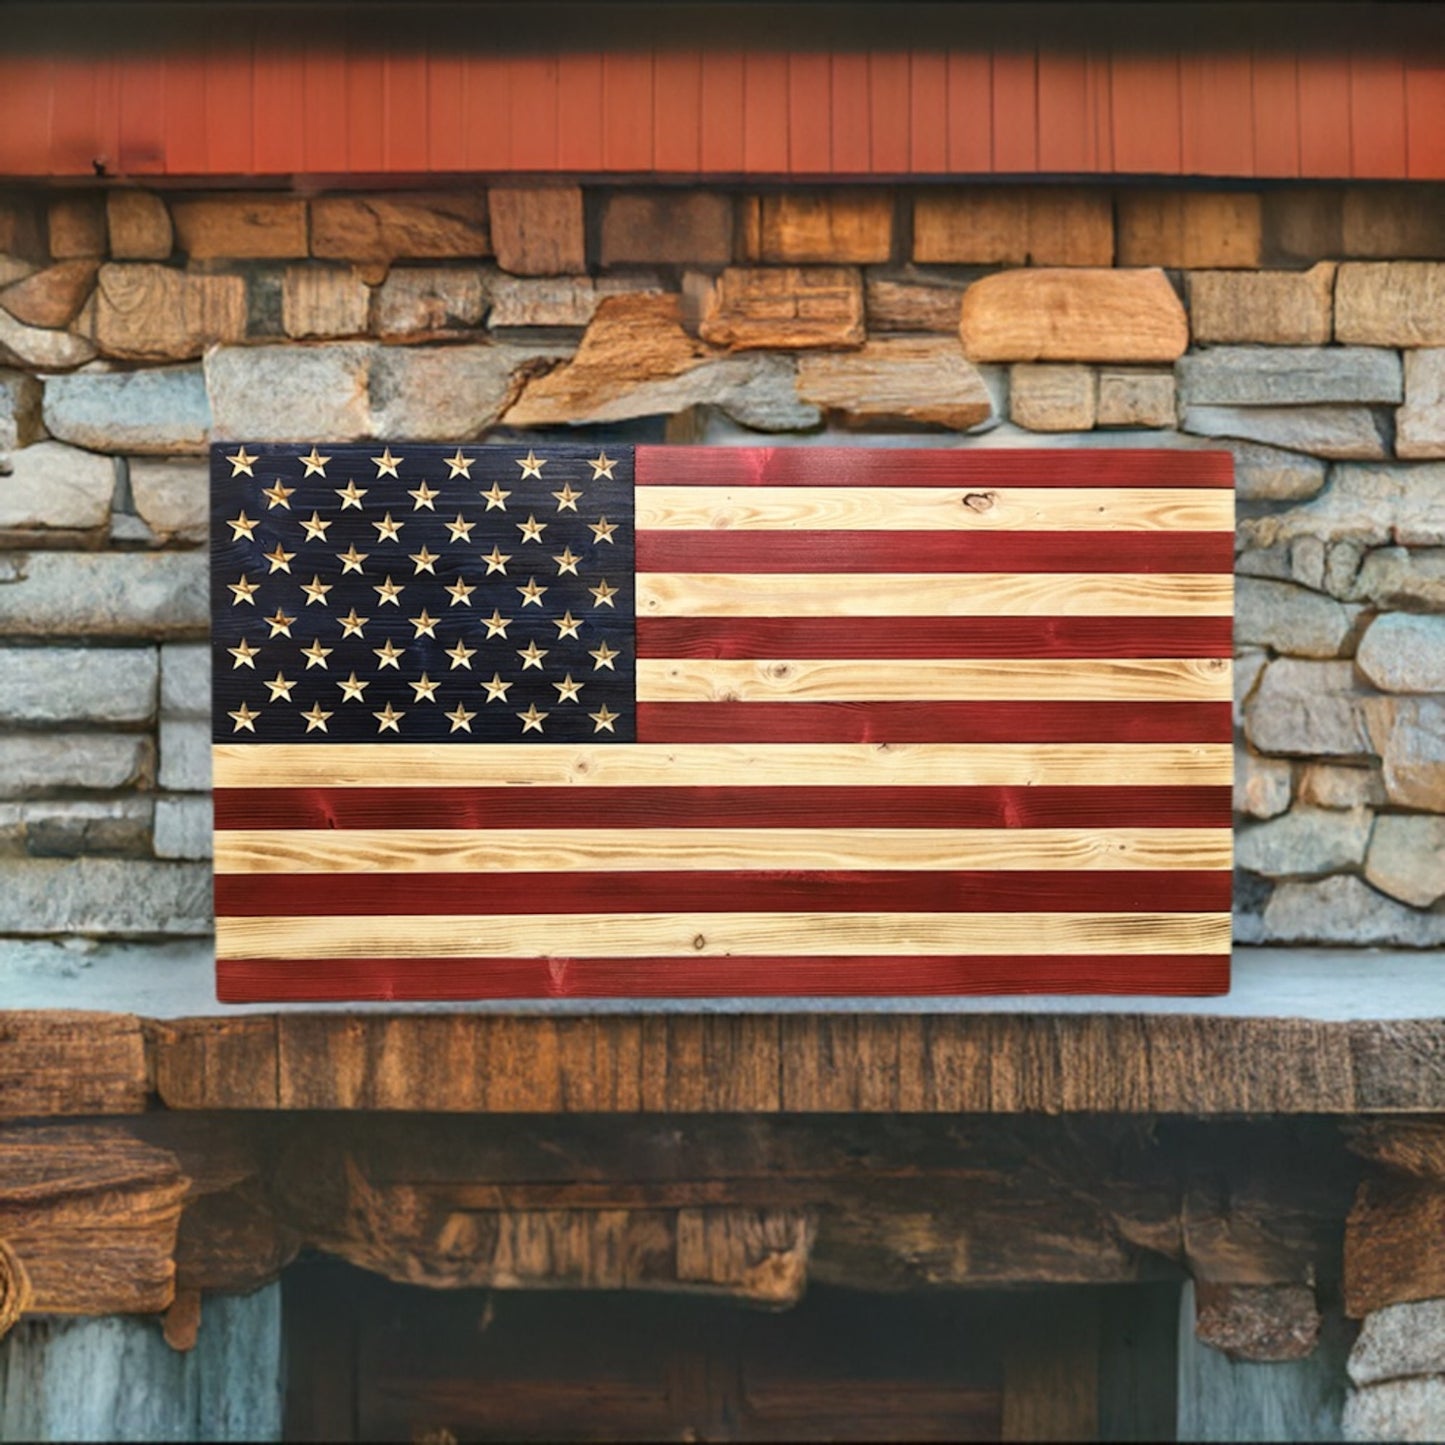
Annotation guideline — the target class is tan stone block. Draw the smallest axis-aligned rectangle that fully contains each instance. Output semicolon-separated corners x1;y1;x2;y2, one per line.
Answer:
1397;349;1445;459
744;191;893;264
1188;262;1336;345
1343;186;1445;259
797;338;994;430
487;273;663;330
913;187;1112;266
106;192;173;261
85;263;247;361
47;194;106;259
281;264;372;339
1096;369;1176;428
311;193;491;266
489;186;586;276
1008;363;1096;432
700;266;865;351
170;194;308;259
959;268;1188;363
1336;262;1445;346
599;191;734;266
864;270;966;332
0;260;98;329
1117;191;1262;269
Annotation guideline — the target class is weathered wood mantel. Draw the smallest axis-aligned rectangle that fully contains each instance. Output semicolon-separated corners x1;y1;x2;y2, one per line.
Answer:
1;1010;1442;1363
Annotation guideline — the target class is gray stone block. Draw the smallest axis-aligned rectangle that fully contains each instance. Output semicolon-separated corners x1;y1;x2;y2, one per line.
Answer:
1398;349;1445;459
1353;547;1445;611
369;341;570;440
1264;875;1445;947
43;365;211;454
1244;658;1394;759
154;795;213;860
1236;805;1372;879
0;552;208;638
1343;1376;1445;1442
0;305;96;369
0;440;115;539
1230;443;1327;502
0;734;151;797
1234;747;1293;820
1381;698;1445;810
1235;578;1358;659
1242;464;1445;550
1358;613;1445;693
205;342;372;442
160;642;211;718
128;457;208;544
1181;404;1390;460
1179;346;1403;406
1349;1300;1445;1387
0;367;43;456
158;717;211;792
18;797;153;858
0;857;212;934
1366;815;1445;908
0;646;157;724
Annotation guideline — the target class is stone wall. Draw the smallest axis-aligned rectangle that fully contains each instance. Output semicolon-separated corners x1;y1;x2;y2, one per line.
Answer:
3;180;1445;975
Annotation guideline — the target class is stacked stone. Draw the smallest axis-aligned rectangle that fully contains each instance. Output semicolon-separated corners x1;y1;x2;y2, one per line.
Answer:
1344;1300;1445;1441
4;181;1445;961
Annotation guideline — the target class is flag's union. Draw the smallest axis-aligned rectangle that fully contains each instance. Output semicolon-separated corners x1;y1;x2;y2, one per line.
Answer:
211;444;1236;1003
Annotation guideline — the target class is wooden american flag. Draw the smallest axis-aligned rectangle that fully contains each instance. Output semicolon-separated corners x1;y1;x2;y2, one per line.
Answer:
211;444;1234;1001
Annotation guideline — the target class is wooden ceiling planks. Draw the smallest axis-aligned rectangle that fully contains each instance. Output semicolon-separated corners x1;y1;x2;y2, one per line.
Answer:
2;6;1443;180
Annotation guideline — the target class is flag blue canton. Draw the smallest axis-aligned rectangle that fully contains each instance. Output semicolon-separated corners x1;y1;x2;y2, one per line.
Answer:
210;444;636;743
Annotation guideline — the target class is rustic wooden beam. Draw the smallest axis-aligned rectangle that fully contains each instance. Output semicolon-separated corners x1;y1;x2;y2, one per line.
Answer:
1344;1176;1445;1317
1346;1117;1445;1180
139;1014;1445;1115
0;1011;149;1119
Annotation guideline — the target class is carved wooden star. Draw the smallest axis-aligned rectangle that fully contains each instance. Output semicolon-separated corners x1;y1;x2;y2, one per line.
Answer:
302;702;333;732
335;481;368;510
373;702;405;732
299;447;331;478
226;447;258;478
516;702;548;733
228;700;260;732
516;449;547;479
301;639;333;669
372;447;403;479
227;510;258;541
227;638;260;668
338;672;369;702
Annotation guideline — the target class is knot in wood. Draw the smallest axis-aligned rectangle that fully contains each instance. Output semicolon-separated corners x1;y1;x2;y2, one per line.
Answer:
0;1238;33;1341
961;491;997;513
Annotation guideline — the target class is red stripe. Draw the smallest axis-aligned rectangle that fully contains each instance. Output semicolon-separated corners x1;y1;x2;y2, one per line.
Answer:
637;617;1235;659
216;954;1232;1001
637;700;1233;743
635;530;1233;574
214;784;1231;830
634;446;1235;489
215;869;1233;917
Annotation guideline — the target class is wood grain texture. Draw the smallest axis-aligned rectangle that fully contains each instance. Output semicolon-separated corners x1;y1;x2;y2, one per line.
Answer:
217;911;1233;959
637;571;1232;617
214;826;1233;875
130;1014;1445;1114
636;485;1235;532
637;657;1232;702
0;1011;149;1118
1345;1176;1445;1315
213;740;1234;789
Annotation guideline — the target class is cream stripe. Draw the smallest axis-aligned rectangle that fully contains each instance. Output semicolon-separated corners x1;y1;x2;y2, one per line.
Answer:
637;573;1233;618
636;658;1231;703
218;911;1233;958
637;486;1234;533
214;742;1233;789
214;827;1233;875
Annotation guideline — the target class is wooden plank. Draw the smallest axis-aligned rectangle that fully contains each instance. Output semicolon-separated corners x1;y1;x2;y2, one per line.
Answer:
1252;48;1302;178
603;52;655;172
1345;1177;1445;1316
787;53;832;174
382;51;431;173
0;1012;149;1118
1036;52;1093;174
1349;53;1408;179
505;54;559;173
1002;1292;1100;1441
213;740;1235;790
945;50;993;174
301;39;349;174
425;50;467;173
868;52;911;173
556;53;604;172
699;51;745;174
461;54;512;171
636;571;1233;617
830;52;872;175
635;657;1232;702
1298;53;1352;179
1109;51;1182;174
213;827;1233;876
635;485;1235;532
117;54;167;176
1405;62;1445;180
653;50;702;174
1181;53;1254;177
202;11;253;176
251;43;303;177
909;50;948;174
138;1016;1412;1114
990;50;1038;173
